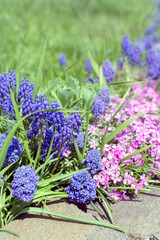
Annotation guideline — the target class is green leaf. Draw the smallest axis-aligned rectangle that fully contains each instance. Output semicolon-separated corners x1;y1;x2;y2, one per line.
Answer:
107;186;151;191
120;143;155;162
97;189;114;224
45;78;59;97
107;81;149;86
58;88;75;107
99;66;106;88
10;90;33;166
39;168;89;187
100;188;119;204
90;201;104;216
0;162;17;175
0;228;19;237
16;207;130;233
72;135;82;165
104;113;146;144
82;87;96;110
100;87;131;154
88;51;99;76
33;38;47;98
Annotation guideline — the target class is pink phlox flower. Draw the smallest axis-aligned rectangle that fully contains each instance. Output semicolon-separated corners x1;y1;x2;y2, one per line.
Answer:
62;148;71;157
123;172;134;185
89;139;98;149
140;174;148;186
88;125;98;135
135;159;144;166
111;171;122;184
108;189;124;202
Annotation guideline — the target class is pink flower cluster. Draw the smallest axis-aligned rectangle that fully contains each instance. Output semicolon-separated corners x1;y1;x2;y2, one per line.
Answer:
88;81;160;202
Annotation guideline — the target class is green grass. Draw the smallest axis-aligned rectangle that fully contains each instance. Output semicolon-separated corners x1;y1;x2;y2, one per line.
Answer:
0;0;153;82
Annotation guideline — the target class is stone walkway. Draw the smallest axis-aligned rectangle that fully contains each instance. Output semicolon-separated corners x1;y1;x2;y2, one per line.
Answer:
0;189;160;240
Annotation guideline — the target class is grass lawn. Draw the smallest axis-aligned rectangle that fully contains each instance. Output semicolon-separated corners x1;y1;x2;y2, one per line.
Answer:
0;0;153;81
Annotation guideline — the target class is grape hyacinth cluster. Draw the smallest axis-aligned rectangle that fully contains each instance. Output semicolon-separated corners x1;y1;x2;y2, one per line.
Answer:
0;70;82;165
121;35;141;67
40;128;60;161
0;132;23;167
117;58;123;69
146;49;160;79
85;58;93;73
0;70;16;116
91;99;105;117
74;132;85;149
65;171;97;204
117;3;160;77
18;78;35;117
59;54;67;67
58;109;82;148
28;96;64;139
92;86;110;117
12;165;39;202
82;149;102;175
102;60;115;83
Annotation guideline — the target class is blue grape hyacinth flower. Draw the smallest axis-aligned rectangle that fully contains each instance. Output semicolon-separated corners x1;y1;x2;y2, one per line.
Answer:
0;132;23;168
102;60;115;83
91;99;105;117
65;171;97;204
12;165;39;202
85;58;93;73
59;54;67;67
82;149;102;175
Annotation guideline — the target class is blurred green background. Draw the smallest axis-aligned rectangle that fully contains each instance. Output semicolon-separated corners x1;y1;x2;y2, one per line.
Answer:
0;0;153;81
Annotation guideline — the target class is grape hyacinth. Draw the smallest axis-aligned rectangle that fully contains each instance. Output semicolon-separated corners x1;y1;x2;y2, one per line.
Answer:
74;132;85;149
127;45;141;67
145;36;153;50
102;60;115;83
12;165;39;202
121;35;131;55
59;54;67;67
40;128;60;161
0;132;23;167
91;99;105;117
0;71;16;116
145;23;156;36
85;58;93;73
121;36;141;67
65;171;97;204
18;78;35;117
58;108;82;148
117;58;123;69
86;78;96;84
95;86;110;107
82;149;102;175
28;95;64;138
146;49;160;79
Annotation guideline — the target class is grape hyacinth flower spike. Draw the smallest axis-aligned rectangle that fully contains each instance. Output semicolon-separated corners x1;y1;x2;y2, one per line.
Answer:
12;165;39;202
85;57;93;73
65;171;97;204
0;132;23;168
102;60;115;83
59;54;67;67
82;149;102;175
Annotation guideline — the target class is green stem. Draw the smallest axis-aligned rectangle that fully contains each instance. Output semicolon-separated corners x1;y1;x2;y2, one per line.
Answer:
83;110;90;158
34;134;42;169
51;145;62;174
